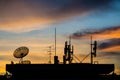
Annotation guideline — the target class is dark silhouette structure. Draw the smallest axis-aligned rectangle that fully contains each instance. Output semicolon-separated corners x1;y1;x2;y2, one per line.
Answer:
6;40;116;80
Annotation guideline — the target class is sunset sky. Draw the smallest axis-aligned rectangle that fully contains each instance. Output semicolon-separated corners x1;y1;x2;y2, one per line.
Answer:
0;0;120;74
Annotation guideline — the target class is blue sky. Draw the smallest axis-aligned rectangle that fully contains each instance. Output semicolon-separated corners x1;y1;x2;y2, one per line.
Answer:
0;0;120;74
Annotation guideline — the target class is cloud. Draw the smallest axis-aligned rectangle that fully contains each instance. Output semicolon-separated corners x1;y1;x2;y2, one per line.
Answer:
0;0;115;32
97;38;120;56
98;38;120;50
53;0;113;17
98;52;120;57
71;26;120;59
71;26;120;40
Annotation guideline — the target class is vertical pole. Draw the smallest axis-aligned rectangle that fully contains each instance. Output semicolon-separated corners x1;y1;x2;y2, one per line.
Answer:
54;28;59;64
91;36;93;64
69;36;71;45
55;28;56;56
50;47;51;64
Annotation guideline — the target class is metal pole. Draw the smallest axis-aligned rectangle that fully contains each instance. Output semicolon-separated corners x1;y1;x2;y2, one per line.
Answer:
91;36;93;64
55;28;56;56
69;36;71;45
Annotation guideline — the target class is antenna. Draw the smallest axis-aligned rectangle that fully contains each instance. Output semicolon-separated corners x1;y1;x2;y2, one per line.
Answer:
48;46;52;64
55;27;56;56
13;46;29;64
90;36;97;64
63;36;74;64
48;46;54;64
54;28;59;64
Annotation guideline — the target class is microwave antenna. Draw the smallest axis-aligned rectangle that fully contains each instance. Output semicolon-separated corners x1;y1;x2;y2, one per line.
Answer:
13;46;29;63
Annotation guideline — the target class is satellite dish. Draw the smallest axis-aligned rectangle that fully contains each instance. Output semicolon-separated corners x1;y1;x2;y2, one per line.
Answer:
13;46;29;58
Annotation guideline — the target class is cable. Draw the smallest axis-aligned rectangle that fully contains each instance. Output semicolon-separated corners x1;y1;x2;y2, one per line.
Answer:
73;54;81;62
81;53;90;63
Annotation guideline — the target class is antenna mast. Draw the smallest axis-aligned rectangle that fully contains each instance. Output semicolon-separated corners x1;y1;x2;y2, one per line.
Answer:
54;27;59;64
55;28;56;56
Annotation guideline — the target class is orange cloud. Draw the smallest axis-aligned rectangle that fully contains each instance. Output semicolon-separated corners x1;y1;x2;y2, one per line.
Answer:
72;26;120;40
0;17;54;32
0;0;115;32
99;46;120;52
93;28;120;40
71;26;120;54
